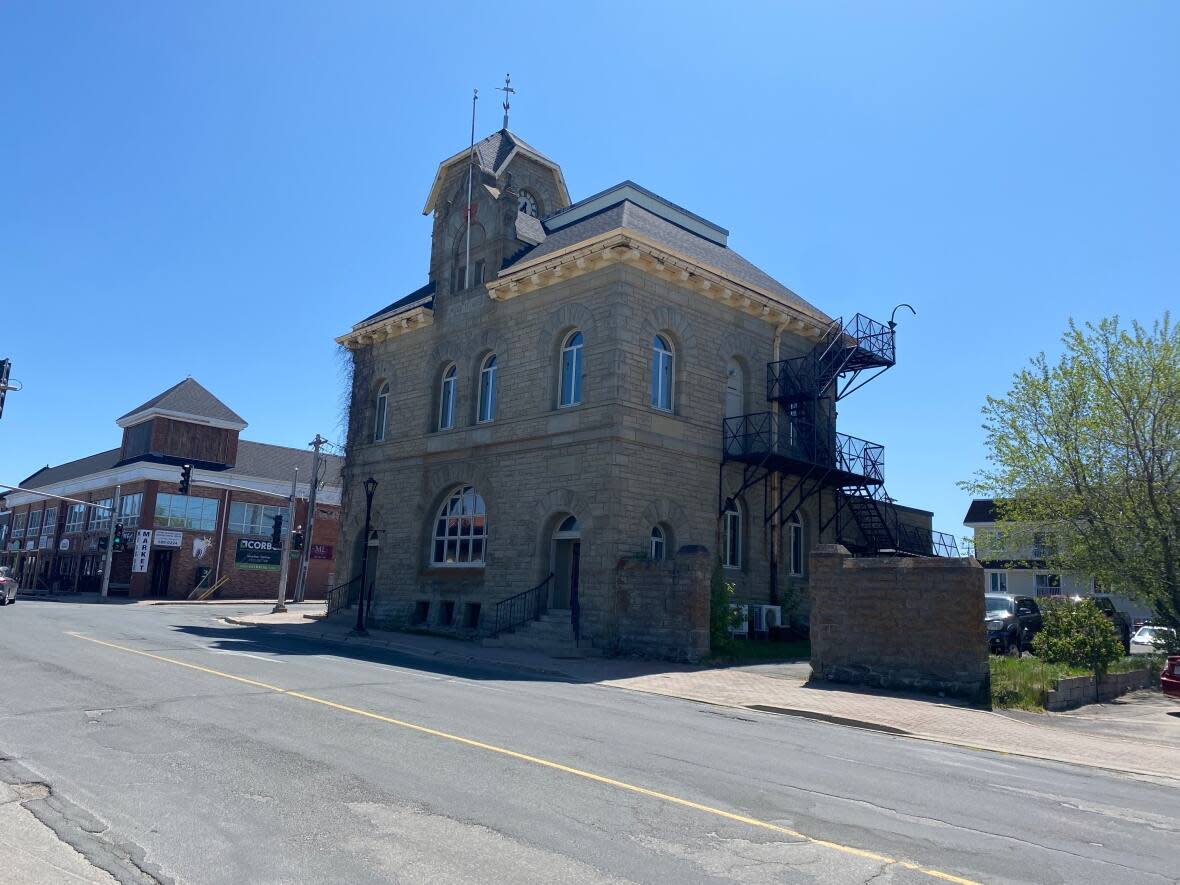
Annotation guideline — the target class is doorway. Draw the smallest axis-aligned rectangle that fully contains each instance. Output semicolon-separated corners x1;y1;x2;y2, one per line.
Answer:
550;515;581;611
150;550;172;598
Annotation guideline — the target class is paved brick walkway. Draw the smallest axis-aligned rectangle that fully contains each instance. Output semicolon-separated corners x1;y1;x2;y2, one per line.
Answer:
218;609;1180;782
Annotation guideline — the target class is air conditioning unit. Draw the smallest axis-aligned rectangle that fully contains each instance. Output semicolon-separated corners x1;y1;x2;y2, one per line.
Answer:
749;604;782;634
728;603;748;637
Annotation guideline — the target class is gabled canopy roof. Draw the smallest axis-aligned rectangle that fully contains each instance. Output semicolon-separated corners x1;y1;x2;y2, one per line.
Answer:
422;129;569;215
964;499;999;524
116;378;247;431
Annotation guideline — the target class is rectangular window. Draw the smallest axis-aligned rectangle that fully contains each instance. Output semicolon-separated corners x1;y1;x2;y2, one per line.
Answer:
154;493;219;532
41;507;57;536
90;498;114;533
12;512;26;539
1032;532;1053;559
64;504;87;533
118;493;143;528
988;572;1008;593
27;509;42;536
1034;573;1061;597
789;521;804;576
229;502;288;536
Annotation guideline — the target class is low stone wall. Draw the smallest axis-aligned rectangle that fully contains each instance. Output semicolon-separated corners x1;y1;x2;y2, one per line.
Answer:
809;544;989;700
614;546;711;662
1045;669;1153;711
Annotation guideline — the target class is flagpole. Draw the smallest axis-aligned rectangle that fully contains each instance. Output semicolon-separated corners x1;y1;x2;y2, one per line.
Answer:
465;88;477;291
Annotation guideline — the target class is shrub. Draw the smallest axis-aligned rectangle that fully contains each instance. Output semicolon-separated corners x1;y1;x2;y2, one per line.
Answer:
709;560;741;656
1031;598;1124;677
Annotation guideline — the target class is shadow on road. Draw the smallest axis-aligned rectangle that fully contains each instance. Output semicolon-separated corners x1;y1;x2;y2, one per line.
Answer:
169;622;578;684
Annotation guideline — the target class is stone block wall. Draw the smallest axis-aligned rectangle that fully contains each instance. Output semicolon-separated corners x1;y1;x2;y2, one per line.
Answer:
614;546;711;662
1045;669;1153;711
809;544;988;700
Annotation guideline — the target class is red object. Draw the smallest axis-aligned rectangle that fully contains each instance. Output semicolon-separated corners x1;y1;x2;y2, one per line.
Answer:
1162;656;1180;700
464;202;478;221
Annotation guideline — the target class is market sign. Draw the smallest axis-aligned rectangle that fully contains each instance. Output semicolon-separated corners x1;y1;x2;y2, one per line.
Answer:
132;530;152;574
154;530;183;548
235;538;281;571
310;544;334;561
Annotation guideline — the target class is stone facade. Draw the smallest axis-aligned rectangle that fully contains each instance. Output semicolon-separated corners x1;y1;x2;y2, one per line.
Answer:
809;544;989;700
336;131;939;658
614;546;711;662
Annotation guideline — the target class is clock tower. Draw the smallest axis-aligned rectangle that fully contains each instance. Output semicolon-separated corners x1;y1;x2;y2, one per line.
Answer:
421;129;570;308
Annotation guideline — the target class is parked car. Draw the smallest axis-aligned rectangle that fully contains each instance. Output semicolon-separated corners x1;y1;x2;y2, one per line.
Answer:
1083;595;1132;652
985;594;1042;655
0;566;17;605
1130;625;1177;655
1162;656;1180;700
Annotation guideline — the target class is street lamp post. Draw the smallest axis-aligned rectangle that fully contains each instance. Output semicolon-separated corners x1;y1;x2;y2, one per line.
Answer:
353;477;377;635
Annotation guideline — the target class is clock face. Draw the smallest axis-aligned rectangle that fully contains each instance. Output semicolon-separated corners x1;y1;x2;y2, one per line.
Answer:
518;189;539;218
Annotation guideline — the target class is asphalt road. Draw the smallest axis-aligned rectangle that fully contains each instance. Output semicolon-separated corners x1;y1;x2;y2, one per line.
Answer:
1;600;1177;885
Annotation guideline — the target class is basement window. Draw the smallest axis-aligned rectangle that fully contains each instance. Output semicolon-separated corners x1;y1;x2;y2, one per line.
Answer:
439;600;456;626
462;602;482;629
411;600;430;625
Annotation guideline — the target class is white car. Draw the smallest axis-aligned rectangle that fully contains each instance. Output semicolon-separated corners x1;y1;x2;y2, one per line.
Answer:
0;566;16;605
1129;625;1175;655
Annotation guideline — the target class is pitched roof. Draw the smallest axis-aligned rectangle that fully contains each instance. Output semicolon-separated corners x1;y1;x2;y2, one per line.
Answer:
964;499;998;524
117;378;247;429
17;441;343;490
507;191;829;322
422;129;569;216
355;281;435;328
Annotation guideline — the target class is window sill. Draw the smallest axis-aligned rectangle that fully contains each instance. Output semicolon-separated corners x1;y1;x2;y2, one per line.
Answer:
420;566;486;581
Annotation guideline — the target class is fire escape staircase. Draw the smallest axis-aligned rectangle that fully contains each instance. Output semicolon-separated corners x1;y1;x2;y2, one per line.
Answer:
721;313;958;558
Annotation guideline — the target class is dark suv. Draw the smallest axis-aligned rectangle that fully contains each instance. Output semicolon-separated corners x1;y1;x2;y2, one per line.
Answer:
986;594;1042;655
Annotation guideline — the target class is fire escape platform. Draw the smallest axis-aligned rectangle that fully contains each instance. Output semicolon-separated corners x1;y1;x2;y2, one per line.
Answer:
722;412;885;489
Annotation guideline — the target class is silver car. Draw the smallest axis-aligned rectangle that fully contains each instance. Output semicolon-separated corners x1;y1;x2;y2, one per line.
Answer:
0;566;16;605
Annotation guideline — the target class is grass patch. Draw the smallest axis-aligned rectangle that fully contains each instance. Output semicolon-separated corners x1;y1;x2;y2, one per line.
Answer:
709;638;810;664
990;654;1162;710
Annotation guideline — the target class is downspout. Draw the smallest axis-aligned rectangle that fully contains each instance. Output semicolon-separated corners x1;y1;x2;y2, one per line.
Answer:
213;488;229;586
768;317;792;606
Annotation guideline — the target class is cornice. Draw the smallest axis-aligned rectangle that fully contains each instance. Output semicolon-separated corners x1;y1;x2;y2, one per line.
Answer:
336;306;435;350
484;230;829;339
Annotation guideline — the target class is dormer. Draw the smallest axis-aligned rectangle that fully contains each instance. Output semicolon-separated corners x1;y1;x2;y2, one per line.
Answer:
115;378;246;468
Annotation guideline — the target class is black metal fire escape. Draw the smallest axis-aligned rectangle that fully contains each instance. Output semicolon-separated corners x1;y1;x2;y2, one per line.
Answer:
720;313;958;558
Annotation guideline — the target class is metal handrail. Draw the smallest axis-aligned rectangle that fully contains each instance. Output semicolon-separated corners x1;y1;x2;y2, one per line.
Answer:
325;574;362;616
493;573;554;636
722;412;885;484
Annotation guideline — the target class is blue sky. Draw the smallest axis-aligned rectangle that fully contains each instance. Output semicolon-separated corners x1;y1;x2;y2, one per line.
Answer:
2;2;1176;539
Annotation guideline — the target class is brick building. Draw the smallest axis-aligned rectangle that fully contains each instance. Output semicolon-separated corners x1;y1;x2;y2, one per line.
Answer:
335;128;954;656
1;378;342;600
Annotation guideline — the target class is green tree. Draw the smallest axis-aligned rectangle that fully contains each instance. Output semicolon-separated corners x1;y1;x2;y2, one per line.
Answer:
965;315;1179;650
1031;599;1124;677
709;560;740;656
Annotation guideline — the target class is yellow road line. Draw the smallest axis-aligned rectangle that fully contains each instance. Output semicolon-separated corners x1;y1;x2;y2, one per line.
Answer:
66;631;980;885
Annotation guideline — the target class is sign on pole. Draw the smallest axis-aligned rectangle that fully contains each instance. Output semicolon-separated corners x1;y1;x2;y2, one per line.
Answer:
132;529;152;574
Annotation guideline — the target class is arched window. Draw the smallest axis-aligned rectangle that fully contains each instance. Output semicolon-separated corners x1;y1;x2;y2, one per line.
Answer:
373;382;389;442
559;331;584;407
477;354;497;423
651;335;674;411
432;486;487;566
438;365;457;430
649;525;666;560
788;512;804;576
722;500;742;569
725;359;744;419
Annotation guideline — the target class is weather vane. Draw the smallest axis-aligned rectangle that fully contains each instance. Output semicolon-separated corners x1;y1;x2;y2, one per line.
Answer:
497;74;515;129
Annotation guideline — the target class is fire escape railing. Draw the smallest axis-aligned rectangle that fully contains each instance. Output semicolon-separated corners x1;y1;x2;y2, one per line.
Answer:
722;412;884;485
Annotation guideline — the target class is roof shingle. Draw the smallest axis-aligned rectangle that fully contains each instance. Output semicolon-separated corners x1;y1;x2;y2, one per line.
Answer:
118;378;246;427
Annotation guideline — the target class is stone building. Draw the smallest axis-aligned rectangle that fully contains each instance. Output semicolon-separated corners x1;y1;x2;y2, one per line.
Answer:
336;128;954;656
1;378;342;600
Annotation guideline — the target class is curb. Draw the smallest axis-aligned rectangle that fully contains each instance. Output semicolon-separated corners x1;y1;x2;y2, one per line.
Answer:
217;617;575;679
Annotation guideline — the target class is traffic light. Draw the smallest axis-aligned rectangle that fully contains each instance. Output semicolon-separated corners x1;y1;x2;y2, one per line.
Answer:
178;464;193;495
0;359;10;421
112;522;125;552
98;537;109;551
271;513;283;549
291;526;304;551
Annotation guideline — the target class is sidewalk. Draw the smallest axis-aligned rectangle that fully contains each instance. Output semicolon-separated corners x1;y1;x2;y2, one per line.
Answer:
220;610;1180;782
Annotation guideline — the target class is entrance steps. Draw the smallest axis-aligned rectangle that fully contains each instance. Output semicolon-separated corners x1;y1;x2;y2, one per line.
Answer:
482;611;601;658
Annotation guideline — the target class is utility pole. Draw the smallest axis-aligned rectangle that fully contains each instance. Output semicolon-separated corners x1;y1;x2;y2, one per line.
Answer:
99;485;121;598
293;434;325;603
272;468;298;614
